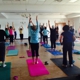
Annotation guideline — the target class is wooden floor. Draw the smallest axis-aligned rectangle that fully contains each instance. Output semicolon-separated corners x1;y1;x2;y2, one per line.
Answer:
5;39;80;80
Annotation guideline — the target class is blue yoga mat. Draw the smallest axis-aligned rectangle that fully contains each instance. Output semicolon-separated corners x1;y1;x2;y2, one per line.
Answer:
56;42;61;45
5;42;10;46
47;50;63;56
42;44;51;48
7;49;18;56
72;50;79;53
72;49;80;54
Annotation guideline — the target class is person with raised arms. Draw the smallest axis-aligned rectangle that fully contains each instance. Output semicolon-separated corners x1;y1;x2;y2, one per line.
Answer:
29;15;40;64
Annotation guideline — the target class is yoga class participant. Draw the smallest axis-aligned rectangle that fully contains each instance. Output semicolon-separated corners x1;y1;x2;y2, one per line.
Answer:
5;26;9;41
60;25;76;67
0;25;7;67
48;20;56;51
29;15;40;64
19;26;23;43
40;23;44;42
42;23;49;44
14;28;17;40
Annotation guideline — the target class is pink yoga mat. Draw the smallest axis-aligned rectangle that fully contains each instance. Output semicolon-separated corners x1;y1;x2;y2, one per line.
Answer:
26;50;36;57
26;50;32;57
7;46;15;50
26;59;49;77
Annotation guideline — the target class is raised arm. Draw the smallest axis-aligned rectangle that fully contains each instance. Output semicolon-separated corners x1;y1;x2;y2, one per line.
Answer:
12;22;15;30
36;15;38;22
54;20;56;28
48;20;51;29
27;14;31;28
68;20;70;26
46;23;47;27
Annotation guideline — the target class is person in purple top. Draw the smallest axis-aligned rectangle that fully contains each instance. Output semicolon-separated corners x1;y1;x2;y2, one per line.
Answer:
60;25;76;67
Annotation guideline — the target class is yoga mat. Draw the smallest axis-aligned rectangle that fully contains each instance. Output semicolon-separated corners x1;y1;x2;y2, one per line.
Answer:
42;44;51;48
7;46;16;50
40;42;44;45
7;49;18;56
72;50;80;54
51;58;80;76
47;76;80;80
26;50;36;57
26;59;49;77
26;50;34;57
56;42;61;46
5;42;10;46
0;62;11;80
47;50;63;56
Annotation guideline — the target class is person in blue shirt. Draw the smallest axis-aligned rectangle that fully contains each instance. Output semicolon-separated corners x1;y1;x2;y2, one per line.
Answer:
48;20;56;51
60;25;76;67
29;15;40;64
42;24;49;44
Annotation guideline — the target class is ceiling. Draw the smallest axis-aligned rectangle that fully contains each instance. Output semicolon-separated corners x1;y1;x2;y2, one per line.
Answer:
0;0;80;5
0;0;80;19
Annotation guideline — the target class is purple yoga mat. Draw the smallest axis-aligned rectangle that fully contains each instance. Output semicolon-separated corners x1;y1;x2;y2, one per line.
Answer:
40;42;44;45
26;59;49;77
26;50;36;57
7;46;16;50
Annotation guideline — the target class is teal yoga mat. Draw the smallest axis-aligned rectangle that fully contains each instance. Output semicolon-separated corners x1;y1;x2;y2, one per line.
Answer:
7;49;18;56
0;62;11;80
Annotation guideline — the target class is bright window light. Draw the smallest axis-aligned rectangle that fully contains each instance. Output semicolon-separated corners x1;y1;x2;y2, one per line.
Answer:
69;0;78;2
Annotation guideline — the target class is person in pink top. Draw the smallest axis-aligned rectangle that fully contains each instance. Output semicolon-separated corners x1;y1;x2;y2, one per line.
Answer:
8;26;14;45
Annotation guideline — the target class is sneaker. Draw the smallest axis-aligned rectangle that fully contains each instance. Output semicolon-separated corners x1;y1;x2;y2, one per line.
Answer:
3;64;6;67
70;64;73;67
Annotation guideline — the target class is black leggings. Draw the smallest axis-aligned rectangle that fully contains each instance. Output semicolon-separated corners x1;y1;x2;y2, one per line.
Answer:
43;35;48;44
28;36;31;45
51;40;56;48
20;34;23;40
63;43;73;65
31;43;39;57
14;35;16;39
0;42;5;61
10;35;13;43
40;33;43;42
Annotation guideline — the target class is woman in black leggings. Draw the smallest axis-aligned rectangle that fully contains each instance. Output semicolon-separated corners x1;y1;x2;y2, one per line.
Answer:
48;20;56;51
29;15;40;64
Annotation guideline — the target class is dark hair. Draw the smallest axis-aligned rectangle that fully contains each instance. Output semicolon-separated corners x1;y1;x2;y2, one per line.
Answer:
63;25;69;31
45;27;46;29
5;28;8;30
20;28;22;30
10;26;12;29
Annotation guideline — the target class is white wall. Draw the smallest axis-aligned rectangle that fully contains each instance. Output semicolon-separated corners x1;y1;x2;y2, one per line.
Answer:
68;17;80;37
0;18;68;39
